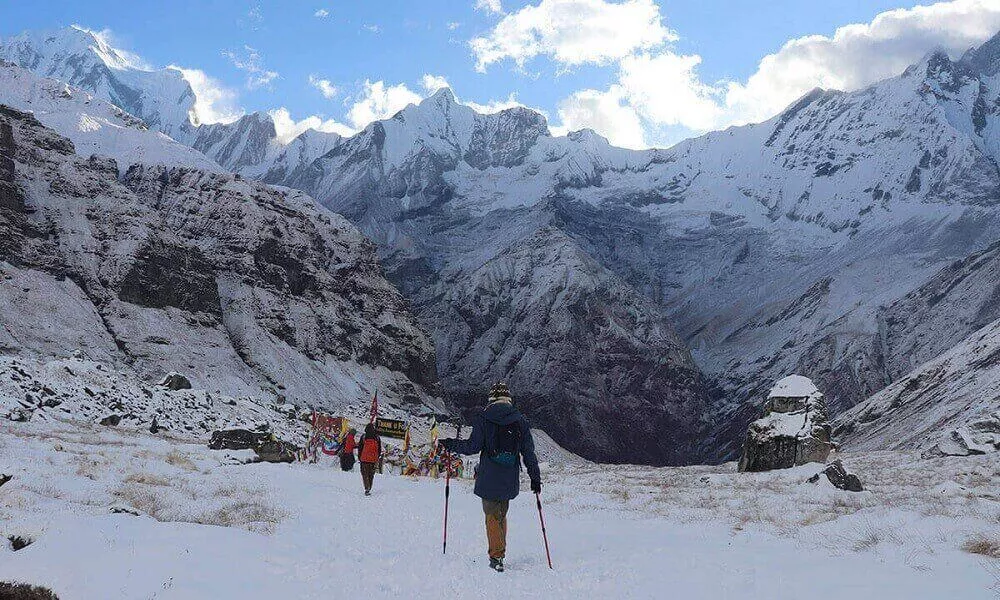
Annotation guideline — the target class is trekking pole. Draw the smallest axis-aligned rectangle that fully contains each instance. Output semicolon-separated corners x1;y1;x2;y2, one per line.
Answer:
442;448;451;555
535;492;553;569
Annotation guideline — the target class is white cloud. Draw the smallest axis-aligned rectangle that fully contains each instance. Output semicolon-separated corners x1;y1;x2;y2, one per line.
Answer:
268;107;353;143
470;0;672;72
345;80;424;129
314;8;329;18
168;66;245;125
421;74;451;94
309;74;338;99
722;0;1000;124
222;45;279;90
447;22;461;31
475;0;503;14
555;87;645;149
362;24;382;34
617;52;721;131
552;0;1000;148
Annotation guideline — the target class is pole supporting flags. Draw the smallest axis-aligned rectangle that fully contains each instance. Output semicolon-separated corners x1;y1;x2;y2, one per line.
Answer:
368;389;379;424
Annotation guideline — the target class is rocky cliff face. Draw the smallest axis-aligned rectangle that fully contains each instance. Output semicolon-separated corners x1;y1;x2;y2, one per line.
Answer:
0;104;442;416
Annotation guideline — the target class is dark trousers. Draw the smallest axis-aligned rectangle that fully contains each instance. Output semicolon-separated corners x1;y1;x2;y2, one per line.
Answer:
360;461;377;492
340;452;355;472
482;499;510;559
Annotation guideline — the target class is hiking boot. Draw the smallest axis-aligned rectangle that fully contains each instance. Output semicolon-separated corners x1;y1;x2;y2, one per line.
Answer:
365;490;371;496
489;558;504;572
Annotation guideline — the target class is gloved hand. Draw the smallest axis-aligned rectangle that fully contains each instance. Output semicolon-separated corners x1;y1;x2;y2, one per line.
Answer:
530;479;542;494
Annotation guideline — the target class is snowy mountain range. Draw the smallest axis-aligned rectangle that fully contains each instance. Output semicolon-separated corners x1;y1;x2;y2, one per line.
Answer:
4;25;1000;463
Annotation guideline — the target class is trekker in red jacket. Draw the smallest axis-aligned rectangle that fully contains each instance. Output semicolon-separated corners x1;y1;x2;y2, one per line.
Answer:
357;423;382;496
339;429;357;472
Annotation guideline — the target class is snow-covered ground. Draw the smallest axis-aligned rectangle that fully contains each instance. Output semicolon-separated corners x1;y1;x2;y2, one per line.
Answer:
2;420;998;598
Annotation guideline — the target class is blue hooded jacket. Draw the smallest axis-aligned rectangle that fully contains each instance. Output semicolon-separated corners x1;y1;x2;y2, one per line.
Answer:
443;401;541;501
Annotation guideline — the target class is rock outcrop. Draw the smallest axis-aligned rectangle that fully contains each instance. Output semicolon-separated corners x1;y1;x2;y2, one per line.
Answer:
807;459;863;492
208;428;271;451
923;413;1000;458
738;375;833;472
158;372;192;391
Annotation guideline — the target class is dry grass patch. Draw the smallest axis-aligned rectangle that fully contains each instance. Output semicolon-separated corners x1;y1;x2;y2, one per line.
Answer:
113;482;168;518
200;499;286;535
165;450;196;471
849;520;902;552
961;534;1000;559
123;472;172;487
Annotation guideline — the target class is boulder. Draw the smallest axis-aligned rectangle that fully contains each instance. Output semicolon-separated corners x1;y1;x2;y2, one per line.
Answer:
158;371;192;391
922;412;1000;458
0;474;11;487
253;437;298;463
807;459;863;492
98;414;121;427
208;428;270;451
738;375;833;472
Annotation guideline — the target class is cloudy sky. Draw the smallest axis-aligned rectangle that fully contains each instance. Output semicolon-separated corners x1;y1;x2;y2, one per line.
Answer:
4;0;1000;149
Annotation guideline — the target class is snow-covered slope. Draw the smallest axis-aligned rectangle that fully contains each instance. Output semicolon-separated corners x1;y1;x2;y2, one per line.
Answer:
832;238;1000;455
833;315;1000;455
0;61;220;171
0;104;442;416
3;419;999;598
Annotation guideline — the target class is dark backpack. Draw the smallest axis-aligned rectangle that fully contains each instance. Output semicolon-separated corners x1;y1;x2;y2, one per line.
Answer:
487;421;521;466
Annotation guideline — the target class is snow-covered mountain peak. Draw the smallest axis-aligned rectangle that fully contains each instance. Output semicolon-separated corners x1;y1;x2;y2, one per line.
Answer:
0;61;221;171
0;26;136;72
0;26;196;140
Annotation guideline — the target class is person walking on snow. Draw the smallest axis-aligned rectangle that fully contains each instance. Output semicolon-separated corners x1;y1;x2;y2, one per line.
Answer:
357;423;382;496
439;382;541;573
339;428;357;472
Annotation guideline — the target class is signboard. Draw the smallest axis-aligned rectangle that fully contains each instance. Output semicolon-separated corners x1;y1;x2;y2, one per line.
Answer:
374;417;408;440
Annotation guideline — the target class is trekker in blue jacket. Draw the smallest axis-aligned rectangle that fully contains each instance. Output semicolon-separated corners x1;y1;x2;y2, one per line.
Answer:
439;382;541;573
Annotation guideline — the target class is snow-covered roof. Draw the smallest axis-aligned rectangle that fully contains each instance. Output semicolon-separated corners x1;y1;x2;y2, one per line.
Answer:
768;375;820;399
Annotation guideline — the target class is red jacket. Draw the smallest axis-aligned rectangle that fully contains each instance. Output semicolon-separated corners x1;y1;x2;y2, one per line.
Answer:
342;433;356;454
358;435;381;464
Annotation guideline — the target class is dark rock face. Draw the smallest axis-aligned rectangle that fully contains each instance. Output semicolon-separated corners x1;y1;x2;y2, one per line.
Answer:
116;243;221;316
0;105;442;415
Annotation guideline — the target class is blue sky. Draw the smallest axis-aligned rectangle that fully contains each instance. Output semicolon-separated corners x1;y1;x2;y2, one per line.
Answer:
3;0;999;148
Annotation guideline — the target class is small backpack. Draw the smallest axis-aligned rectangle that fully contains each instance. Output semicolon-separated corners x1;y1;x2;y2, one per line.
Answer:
488;421;521;467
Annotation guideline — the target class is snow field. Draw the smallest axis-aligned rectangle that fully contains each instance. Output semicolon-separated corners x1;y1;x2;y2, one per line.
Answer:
1;421;998;598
